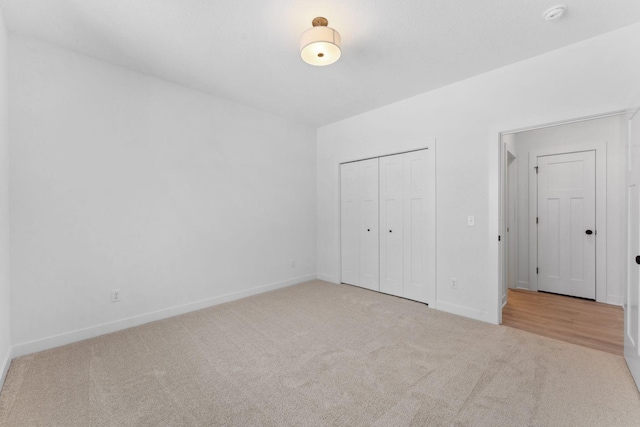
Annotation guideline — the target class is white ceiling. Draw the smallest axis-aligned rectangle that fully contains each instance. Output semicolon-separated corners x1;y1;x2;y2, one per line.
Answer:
1;0;639;127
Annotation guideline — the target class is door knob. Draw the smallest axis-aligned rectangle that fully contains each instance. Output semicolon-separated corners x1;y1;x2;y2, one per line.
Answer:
389;230;392;233
367;229;370;232
585;230;593;235
636;256;640;265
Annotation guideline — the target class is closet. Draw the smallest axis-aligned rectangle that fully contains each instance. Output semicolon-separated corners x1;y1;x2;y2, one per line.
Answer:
340;148;435;304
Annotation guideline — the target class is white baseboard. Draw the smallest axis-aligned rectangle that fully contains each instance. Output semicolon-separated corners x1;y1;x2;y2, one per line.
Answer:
0;347;11;394
317;274;338;284
436;300;492;324
12;274;317;358
516;281;530;290
606;295;624;306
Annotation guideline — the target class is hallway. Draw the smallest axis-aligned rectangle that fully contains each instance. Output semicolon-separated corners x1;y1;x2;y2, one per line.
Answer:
502;289;624;356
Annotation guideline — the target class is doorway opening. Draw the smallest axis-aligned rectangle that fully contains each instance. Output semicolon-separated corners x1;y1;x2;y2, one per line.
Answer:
498;114;627;354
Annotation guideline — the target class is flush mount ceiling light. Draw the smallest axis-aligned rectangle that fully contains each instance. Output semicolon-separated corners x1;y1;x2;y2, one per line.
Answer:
543;4;567;21
300;17;341;66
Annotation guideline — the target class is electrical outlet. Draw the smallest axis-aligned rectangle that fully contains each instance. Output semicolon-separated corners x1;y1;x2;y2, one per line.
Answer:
451;278;458;289
467;216;475;226
111;289;121;303
291;260;296;268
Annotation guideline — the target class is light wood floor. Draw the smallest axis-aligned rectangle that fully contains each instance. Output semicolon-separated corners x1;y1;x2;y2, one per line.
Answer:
502;289;624;356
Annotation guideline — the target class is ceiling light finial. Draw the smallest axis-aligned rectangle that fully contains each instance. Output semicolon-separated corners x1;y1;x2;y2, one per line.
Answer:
300;17;341;66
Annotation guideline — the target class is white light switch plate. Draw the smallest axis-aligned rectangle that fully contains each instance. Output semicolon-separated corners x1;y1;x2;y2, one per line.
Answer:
467;216;475;226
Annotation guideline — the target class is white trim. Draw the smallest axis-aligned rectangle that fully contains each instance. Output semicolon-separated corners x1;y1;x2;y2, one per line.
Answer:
503;148;518;310
12;274;316;358
527;142;607;302
625;327;640;390
496;110;630;137
607;295;624;306
489;127;501;325
436;300;489;322
516;281;530;290
528;152;537;290
317;274;338;283
0;347;12;394
426;142;438;307
338;161;343;290
338;146;433;166
508;151;518;292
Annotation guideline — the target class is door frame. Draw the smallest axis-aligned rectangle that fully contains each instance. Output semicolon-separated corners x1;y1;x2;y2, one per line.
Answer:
504;150;517;307
491;108;629;325
527;144;606;302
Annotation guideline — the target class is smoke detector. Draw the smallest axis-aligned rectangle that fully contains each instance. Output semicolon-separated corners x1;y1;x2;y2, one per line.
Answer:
543;4;567;21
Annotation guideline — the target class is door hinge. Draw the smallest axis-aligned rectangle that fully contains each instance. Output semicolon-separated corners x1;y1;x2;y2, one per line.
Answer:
534;166;538;173
498;235;501;242
536;267;539;274
536;217;539;224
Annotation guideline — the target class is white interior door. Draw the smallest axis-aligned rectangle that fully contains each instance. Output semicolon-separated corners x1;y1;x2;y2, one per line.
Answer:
340;159;379;290
402;150;430;303
626;109;640;389
537;151;596;299
340;162;359;286
379;154;404;296
358;159;379;290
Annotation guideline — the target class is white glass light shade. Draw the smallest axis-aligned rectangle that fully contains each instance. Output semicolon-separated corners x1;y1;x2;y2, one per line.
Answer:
300;25;341;66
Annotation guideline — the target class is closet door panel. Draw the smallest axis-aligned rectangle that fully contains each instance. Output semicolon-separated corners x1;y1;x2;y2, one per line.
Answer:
380;154;404;296
359;159;380;290
340;163;359;286
403;150;430;303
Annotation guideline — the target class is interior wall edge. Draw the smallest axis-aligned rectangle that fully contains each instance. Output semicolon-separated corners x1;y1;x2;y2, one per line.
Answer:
11;274;317;359
0;2;10;398
0;346;11;394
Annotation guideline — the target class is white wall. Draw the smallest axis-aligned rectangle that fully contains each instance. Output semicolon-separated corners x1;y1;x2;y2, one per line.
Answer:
9;36;317;354
0;6;10;386
317;23;640;323
509;115;627;305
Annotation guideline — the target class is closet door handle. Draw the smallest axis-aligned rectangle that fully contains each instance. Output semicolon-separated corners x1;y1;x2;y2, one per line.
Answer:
585;230;593;235
636;256;640;265
367;229;370;232
389;230;392;233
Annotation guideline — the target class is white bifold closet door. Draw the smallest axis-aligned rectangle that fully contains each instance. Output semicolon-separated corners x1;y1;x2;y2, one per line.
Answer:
379;154;404;296
380;150;431;303
340;158;379;291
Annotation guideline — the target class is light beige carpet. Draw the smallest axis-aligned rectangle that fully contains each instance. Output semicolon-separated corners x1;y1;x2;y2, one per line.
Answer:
0;280;639;426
